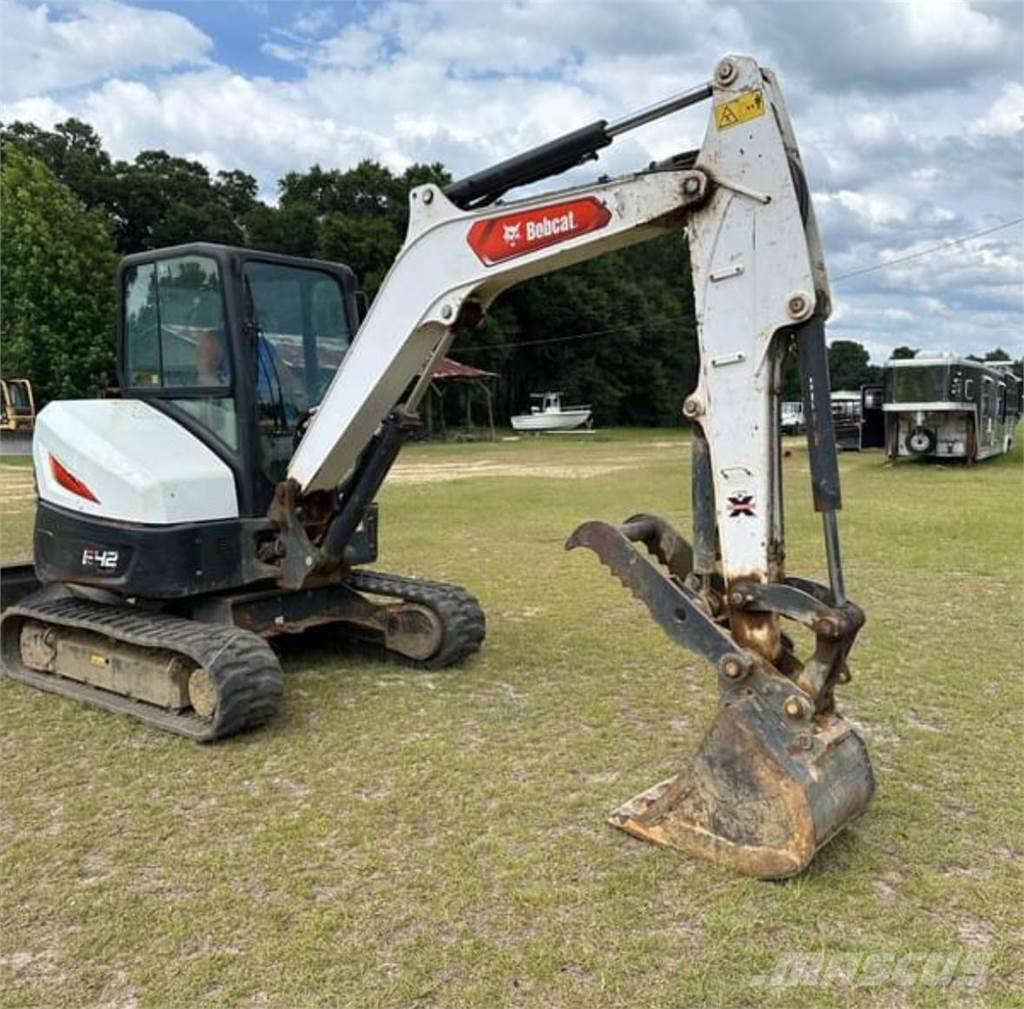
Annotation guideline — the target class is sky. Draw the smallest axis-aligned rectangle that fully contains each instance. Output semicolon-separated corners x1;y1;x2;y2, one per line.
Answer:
1;0;1022;362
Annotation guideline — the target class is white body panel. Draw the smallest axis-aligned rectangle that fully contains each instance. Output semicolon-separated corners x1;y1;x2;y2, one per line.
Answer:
511;409;592;432
288;172;698;492
685;57;825;581
34;400;238;524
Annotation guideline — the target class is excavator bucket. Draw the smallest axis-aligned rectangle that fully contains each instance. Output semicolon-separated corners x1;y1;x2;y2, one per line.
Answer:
568;516;875;880
610;694;874;879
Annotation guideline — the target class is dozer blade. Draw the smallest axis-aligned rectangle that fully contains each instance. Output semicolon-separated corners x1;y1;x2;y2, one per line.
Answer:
568;517;874;879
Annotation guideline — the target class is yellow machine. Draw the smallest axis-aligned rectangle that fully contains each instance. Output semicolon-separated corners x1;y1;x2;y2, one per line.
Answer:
0;379;36;432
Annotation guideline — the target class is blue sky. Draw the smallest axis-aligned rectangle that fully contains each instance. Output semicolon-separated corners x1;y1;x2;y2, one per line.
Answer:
2;0;1022;361
128;1;350;80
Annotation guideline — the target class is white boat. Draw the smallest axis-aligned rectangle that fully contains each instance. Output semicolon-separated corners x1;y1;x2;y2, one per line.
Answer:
511;392;592;432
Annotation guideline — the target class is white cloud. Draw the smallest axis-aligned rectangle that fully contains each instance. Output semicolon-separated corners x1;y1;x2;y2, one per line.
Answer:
819;190;913;228
847;111;902;148
972;81;1024;137
289;6;335;39
2;0;1021;362
0;0;212;101
743;0;1018;93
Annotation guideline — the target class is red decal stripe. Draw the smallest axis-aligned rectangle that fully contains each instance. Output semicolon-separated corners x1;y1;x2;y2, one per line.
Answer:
467;197;612;266
50;454;100;503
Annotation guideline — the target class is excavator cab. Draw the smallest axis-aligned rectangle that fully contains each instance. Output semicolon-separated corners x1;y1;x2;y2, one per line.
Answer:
118;244;360;513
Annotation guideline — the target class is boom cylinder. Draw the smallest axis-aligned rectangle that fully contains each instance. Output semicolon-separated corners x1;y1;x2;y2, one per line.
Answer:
443;80;712;210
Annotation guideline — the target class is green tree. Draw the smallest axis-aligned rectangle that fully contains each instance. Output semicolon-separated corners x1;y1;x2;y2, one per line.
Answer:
215;169;259;219
110;150;246;252
319;214;402;296
890;345;917;359
1;118;112;210
243;203;319;256
1;147;119;402
828;339;874;391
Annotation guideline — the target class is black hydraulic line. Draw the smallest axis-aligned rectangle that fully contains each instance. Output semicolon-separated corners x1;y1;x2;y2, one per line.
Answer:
319;414;405;564
443;121;612;210
796;315;848;606
442;80;712;210
690;423;717;575
796;316;842;513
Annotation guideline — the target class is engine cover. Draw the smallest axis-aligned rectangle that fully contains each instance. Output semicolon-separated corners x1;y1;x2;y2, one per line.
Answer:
34;399;238;524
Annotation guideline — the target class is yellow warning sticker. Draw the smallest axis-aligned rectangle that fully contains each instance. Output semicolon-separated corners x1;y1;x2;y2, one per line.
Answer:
90;652;109;667
715;89;766;130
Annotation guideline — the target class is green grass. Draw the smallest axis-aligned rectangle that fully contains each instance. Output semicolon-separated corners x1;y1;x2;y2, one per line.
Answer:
1;430;1022;1008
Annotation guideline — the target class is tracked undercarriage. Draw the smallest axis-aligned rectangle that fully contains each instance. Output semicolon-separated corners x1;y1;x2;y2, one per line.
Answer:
0;571;485;741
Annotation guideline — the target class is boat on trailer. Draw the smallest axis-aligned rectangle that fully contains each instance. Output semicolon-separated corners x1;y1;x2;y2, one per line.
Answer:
883;355;1022;462
511;392;592;432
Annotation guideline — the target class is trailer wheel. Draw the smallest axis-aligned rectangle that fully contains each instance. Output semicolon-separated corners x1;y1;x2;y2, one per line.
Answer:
905;426;935;455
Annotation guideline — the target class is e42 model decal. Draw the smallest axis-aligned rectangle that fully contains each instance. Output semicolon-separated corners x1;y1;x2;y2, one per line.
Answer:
81;547;120;570
467;197;612;265
727;492;756;518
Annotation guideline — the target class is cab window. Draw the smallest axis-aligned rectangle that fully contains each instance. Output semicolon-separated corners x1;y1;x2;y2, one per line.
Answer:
123;255;238;449
243;262;351;481
124;255;230;389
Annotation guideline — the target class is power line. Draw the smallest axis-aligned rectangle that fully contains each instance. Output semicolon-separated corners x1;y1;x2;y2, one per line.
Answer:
456;320;668;353
455;217;1024;354
832;216;1024;281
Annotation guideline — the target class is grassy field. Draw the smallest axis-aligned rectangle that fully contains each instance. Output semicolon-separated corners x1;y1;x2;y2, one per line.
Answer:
1;430;1021;1008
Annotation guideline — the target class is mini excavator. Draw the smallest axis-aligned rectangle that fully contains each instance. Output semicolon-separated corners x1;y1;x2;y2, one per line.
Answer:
0;55;874;878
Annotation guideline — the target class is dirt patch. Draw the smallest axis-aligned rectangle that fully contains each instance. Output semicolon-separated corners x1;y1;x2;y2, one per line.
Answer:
955;916;995;948
871;871;903;906
0;471;34;505
905;714;943;733
940;863;990;880
0;469;35;508
0;948;66;986
846;716;903;747
388;459;637;484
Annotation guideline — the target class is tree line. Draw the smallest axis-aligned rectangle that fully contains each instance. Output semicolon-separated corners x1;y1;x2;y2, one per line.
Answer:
1;118;1019;418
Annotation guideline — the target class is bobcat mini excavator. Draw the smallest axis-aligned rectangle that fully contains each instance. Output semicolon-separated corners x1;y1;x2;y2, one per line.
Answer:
1;55;874;878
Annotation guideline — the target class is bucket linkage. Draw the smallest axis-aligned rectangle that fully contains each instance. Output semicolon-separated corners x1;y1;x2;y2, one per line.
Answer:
566;514;874;880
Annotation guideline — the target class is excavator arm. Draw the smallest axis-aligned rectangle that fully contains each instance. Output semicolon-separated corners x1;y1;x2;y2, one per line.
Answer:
282;55;874;878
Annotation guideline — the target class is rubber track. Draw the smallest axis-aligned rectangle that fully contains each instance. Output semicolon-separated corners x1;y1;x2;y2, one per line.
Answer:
0;597;283;742
347;569;486;668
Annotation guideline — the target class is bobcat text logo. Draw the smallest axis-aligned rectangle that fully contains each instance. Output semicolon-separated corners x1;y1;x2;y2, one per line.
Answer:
81;547;119;570
526;211;577;241
502;222;522;246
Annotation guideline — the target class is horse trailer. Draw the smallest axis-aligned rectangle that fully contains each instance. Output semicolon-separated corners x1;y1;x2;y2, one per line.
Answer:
883;356;1022;462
